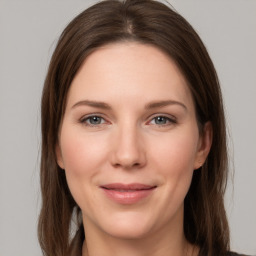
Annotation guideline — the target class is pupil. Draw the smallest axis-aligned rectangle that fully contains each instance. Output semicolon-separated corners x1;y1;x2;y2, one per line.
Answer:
156;116;166;124
90;116;101;124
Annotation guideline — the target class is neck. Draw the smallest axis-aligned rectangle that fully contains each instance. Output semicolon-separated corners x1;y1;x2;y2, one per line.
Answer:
82;236;197;256
81;204;198;256
82;220;196;256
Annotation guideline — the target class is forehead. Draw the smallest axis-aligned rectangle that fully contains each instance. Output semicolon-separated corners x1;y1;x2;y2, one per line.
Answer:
66;42;194;110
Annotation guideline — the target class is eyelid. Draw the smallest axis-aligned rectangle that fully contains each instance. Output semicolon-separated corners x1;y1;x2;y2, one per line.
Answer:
146;114;177;125
79;113;110;125
78;113;177;127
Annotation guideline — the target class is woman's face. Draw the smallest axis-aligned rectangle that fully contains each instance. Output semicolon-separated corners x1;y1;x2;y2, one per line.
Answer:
56;42;211;240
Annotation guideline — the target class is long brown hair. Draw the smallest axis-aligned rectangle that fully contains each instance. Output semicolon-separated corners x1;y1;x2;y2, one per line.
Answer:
38;1;230;255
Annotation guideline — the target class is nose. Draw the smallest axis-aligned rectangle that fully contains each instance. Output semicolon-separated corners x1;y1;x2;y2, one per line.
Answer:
110;124;146;170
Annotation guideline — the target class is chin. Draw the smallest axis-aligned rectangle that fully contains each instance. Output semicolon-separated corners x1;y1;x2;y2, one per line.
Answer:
106;226;151;240
99;212;154;240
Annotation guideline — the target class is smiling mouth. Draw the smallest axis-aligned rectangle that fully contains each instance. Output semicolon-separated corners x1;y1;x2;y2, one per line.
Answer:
100;183;157;204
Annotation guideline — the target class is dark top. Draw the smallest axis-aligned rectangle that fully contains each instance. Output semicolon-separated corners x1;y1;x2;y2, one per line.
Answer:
229;252;251;256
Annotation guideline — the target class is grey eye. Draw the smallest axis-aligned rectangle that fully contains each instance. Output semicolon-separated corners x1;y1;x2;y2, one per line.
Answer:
86;116;103;125
154;116;168;125
148;115;176;126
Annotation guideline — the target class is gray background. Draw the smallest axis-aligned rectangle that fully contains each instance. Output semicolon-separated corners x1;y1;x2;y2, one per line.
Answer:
0;0;255;255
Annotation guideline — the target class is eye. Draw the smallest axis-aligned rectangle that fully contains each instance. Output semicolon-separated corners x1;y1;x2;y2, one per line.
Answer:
148;115;176;126
80;115;107;126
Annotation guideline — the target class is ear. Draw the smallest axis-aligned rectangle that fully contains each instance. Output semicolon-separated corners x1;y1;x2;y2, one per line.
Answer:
55;143;65;169
194;121;213;170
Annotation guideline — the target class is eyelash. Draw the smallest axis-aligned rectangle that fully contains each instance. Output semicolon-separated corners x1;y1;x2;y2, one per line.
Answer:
147;115;177;126
80;115;108;127
79;114;177;127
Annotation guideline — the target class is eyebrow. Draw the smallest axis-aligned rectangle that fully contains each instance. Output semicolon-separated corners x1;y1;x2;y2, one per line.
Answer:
145;100;187;111
72;100;111;110
71;99;187;111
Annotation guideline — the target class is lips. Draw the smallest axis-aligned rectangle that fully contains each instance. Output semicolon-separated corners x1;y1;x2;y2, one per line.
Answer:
100;183;157;204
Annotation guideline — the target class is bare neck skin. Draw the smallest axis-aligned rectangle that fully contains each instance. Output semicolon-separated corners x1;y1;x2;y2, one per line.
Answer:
82;234;198;256
81;206;198;256
82;237;190;256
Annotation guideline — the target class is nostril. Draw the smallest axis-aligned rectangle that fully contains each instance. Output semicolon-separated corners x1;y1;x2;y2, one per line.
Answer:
110;142;146;169
112;161;142;170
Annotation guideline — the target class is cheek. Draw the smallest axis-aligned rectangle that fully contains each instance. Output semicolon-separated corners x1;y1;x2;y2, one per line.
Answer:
149;127;199;200
149;130;198;214
59;127;110;209
150;128;199;175
60;127;109;176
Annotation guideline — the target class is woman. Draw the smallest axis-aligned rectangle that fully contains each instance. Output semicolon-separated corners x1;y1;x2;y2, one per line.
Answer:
38;1;246;255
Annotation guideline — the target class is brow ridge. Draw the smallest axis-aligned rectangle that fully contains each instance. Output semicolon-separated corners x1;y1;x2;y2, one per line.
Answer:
71;99;187;111
72;100;111;110
145;100;187;110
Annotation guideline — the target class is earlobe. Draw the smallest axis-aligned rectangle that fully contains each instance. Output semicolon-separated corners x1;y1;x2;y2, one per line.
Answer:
194;121;212;170
55;143;65;169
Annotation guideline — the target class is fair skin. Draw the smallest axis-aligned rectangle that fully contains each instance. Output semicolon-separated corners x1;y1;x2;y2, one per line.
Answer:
56;42;212;256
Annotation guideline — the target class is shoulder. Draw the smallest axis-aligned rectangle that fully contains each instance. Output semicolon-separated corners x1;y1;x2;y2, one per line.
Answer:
228;252;253;256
